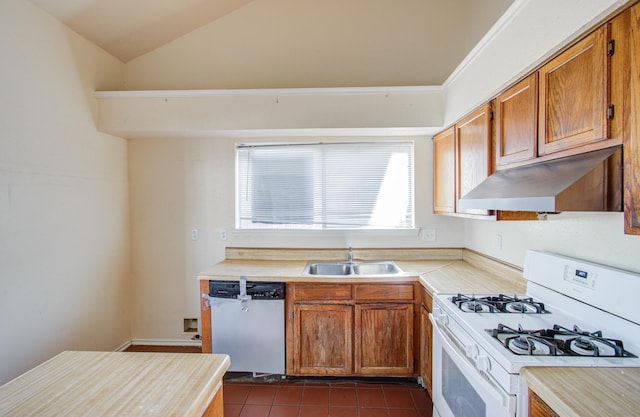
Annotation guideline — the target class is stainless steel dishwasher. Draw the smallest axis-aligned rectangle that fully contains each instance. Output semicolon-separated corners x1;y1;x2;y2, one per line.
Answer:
207;279;285;374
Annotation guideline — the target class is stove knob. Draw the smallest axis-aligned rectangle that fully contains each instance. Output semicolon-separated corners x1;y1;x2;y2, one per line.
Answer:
464;344;478;359
476;355;490;372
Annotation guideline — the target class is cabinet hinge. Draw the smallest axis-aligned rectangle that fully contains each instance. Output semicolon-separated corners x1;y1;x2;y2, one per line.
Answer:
607;104;615;120
607;40;615;56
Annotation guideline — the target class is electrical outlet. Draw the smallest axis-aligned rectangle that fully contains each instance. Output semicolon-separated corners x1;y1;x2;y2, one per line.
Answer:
219;228;228;241
423;229;436;241
495;234;502;251
191;229;199;241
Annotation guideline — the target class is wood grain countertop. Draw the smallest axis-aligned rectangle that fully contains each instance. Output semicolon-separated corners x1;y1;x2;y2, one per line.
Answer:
418;257;526;295
196;248;528;293
196;258;456;282
520;367;640;417
197;247;466;282
0;351;230;417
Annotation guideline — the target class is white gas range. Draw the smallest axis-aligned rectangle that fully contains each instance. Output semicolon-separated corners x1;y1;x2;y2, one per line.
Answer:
430;250;640;417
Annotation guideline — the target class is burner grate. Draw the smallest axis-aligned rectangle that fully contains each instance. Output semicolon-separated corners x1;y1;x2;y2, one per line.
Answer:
487;324;636;357
451;294;548;314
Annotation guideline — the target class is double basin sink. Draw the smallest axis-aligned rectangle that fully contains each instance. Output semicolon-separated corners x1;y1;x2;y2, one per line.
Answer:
303;261;404;277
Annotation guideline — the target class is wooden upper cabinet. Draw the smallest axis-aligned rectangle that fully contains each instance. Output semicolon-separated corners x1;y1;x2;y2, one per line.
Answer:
624;3;640;235
354;303;414;376
495;73;538;169
538;25;611;156
456;104;492;216
433;126;456;214
292;303;353;375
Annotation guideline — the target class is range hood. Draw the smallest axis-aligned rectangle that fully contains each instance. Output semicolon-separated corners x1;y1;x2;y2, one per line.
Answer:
458;146;622;213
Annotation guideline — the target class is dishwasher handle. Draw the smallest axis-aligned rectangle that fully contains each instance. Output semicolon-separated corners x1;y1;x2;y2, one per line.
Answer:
208;280;285;300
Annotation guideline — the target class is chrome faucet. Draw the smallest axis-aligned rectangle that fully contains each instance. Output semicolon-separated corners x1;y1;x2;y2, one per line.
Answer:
347;246;353;263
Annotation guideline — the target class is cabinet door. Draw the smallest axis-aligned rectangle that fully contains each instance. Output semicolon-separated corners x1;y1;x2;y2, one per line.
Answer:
419;304;433;397
433;126;456;214
456;104;492;216
625;3;640;235
354;303;414;376
538;25;610;156
495;74;538;168
293;304;353;375
529;390;560;417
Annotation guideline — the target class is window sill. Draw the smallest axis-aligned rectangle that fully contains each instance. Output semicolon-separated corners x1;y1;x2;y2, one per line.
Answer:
230;228;421;238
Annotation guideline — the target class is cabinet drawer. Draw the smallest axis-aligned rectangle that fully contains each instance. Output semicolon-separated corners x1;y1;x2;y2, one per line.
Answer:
292;284;352;301
355;284;414;302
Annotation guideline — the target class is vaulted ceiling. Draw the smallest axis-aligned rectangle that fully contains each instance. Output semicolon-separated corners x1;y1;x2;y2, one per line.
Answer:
28;0;513;87
27;0;253;62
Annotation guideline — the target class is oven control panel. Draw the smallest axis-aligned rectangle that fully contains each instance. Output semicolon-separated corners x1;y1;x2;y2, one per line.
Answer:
563;265;597;290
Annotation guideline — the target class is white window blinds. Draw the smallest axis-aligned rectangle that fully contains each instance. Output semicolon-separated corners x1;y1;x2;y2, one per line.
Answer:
236;141;414;230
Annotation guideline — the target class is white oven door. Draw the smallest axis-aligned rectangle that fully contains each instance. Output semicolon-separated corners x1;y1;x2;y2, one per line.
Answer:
431;314;515;417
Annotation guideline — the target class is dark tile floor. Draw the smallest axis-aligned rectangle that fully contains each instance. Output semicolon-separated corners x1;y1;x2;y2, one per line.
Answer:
223;379;433;417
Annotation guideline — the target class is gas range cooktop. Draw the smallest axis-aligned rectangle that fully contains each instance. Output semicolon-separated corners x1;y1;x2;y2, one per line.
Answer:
451;293;548;314
487;323;637;357
450;292;636;357
432;251;640;374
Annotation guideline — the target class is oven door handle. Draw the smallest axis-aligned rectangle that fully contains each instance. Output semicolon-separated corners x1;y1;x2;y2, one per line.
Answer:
430;312;513;410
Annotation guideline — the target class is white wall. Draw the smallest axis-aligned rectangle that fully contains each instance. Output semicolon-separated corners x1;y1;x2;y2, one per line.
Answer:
127;136;464;341
465;213;640;273
444;0;640;273
444;0;629;125
0;0;129;384
123;0;512;90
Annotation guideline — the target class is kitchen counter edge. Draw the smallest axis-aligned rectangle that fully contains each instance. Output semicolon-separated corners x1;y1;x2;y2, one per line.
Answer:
521;366;640;417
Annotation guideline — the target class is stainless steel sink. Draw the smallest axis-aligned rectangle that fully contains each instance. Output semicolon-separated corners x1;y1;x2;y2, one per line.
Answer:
303;261;404;276
306;263;352;276
351;262;402;275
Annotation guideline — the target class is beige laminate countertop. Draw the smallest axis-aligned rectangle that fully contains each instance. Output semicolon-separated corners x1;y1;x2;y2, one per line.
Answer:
0;351;230;417
418;260;527;294
521;367;640;417
197;258;456;282
197;249;528;295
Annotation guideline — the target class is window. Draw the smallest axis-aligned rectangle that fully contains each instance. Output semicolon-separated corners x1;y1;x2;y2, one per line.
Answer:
236;141;414;230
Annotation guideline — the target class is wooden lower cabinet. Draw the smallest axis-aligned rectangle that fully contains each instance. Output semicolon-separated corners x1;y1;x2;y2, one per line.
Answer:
287;282;417;377
529;390;559;417
292;303;353;375
202;387;224;417
355;303;414;375
419;289;433;396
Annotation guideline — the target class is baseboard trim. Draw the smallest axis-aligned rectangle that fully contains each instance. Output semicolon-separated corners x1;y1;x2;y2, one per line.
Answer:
130;339;203;347
115;340;132;352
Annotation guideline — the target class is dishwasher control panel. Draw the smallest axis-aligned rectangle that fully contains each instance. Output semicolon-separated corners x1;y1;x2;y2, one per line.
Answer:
209;281;285;300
